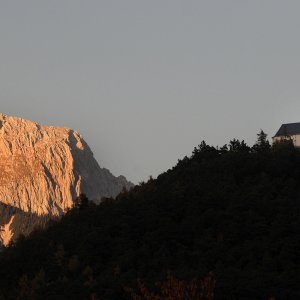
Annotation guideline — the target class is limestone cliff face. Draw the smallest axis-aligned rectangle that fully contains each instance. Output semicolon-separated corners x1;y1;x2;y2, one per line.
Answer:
0;113;133;244
0;215;15;247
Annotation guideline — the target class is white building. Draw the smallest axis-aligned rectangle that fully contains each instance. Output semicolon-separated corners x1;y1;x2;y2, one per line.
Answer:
273;123;300;147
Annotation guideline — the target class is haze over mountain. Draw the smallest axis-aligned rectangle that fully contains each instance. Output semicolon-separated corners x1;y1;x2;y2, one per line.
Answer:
0;113;133;245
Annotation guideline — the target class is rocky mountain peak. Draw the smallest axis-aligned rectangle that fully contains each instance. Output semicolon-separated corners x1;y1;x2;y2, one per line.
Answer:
0;113;133;244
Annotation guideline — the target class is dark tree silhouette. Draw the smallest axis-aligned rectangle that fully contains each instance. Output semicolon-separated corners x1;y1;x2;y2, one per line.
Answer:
1;132;300;299
253;129;271;152
74;193;89;209
228;138;250;152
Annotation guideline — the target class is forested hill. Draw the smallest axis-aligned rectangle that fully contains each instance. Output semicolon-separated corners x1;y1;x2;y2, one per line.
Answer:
0;133;300;300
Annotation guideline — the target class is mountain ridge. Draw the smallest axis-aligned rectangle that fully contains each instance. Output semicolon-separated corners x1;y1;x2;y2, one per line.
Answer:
0;113;133;244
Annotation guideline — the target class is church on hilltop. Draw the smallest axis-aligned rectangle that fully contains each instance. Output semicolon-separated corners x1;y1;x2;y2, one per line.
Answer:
273;122;300;147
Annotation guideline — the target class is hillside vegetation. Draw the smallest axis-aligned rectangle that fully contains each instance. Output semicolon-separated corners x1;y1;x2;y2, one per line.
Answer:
0;132;299;300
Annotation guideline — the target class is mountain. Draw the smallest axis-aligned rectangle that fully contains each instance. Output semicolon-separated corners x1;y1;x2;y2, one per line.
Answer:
0;136;300;299
0;113;133;245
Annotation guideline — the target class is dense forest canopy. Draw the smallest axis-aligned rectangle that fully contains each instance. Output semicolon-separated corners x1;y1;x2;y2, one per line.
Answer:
0;132;299;300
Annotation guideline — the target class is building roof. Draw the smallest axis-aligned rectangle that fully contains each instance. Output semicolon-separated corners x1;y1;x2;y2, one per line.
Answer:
274;122;300;137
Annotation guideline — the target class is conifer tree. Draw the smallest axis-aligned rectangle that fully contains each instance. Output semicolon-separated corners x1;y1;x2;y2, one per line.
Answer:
253;130;271;152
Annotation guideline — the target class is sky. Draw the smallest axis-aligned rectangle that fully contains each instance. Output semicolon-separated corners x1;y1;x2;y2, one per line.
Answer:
1;1;300;183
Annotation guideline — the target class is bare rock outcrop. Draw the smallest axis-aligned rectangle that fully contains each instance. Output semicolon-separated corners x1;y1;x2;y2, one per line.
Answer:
0;215;15;246
0;113;133;244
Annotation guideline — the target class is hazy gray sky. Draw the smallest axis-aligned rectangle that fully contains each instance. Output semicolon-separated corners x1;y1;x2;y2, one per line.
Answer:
1;1;300;183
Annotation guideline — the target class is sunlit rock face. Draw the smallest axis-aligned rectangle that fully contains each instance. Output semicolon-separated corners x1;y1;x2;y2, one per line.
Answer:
0;113;133;244
0;215;15;247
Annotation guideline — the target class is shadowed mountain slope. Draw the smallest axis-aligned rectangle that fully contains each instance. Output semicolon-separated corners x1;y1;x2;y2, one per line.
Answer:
0;137;299;299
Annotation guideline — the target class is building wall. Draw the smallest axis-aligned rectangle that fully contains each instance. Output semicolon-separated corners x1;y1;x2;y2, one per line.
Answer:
273;134;300;147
